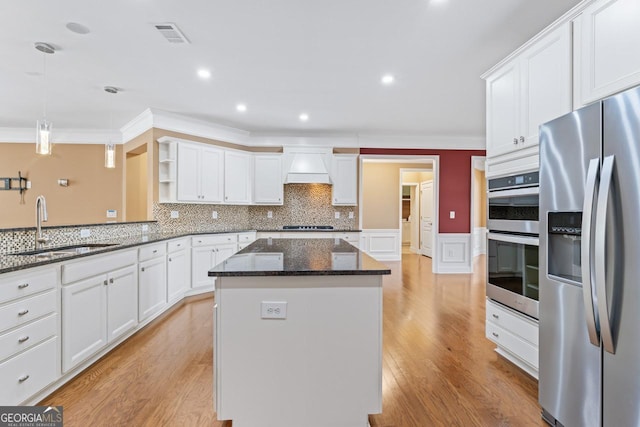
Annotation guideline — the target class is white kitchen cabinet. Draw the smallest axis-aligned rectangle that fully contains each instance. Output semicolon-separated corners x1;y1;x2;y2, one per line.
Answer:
331;154;358;206
191;234;239;290
224;150;253;204
158;138;178;203
167;239;190;303
253;154;283;205
485;23;572;166
177;142;224;203
575;0;640;106
139;256;167;322
62;260;139;372
486;298;539;379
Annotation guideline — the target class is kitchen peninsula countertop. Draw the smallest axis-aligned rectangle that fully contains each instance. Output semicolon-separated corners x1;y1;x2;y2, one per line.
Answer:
0;230;364;275
209;238;390;277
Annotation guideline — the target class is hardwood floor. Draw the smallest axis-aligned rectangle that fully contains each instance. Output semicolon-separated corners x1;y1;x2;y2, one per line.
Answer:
41;254;543;426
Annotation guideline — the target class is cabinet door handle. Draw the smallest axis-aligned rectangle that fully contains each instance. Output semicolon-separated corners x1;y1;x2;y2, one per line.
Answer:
177;244;181;247
141;267;145;272
18;336;30;343
18;309;29;316
513;137;518;145
109;278;114;284
18;283;29;289
492;332;499;338
153;250;158;254
104;280;108;286
492;314;499;319
169;258;172;262
18;375;30;383
519;136;525;143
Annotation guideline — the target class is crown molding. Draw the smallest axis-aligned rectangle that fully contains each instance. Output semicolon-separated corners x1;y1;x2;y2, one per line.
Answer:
357;134;485;150
0;127;120;144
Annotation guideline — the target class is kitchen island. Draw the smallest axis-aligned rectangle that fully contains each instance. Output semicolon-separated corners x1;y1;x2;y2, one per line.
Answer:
209;238;390;427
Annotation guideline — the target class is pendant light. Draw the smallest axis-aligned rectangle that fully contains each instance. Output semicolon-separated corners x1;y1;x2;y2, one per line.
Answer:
35;42;55;155
104;86;118;168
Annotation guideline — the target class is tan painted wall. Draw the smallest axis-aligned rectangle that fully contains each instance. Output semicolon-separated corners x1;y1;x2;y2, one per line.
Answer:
473;168;487;227
0;143;123;227
402;170;433;183
126;152;148;221
362;163;432;229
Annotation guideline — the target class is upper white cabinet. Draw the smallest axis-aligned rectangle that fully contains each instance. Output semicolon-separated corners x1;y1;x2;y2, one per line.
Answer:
224;150;252;205
485;23;572;160
177;142;224;203
331;154;358;206
253;154;283;205
575;0;640;106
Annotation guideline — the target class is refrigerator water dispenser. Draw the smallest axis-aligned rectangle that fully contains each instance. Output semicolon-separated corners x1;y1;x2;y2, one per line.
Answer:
548;212;582;283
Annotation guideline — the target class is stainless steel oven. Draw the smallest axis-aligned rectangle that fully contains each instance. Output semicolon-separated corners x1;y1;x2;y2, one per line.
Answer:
486;171;540;319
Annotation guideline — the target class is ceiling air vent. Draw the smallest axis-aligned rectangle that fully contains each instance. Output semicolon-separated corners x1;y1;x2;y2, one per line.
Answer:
153;23;190;44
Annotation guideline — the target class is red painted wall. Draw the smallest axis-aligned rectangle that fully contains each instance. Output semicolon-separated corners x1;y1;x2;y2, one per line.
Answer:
360;148;486;234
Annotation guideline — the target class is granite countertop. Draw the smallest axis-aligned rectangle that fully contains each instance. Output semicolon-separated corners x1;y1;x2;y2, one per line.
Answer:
259;229;362;232
209;238;390;277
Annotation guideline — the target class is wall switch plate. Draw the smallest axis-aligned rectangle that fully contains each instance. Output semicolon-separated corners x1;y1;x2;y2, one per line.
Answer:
348;212;354;219
170;211;179;219
267;211;273;219
212;211;218;219
141;224;149;233
80;229;91;238
261;301;287;319
26;181;31;189
449;211;455;219
106;209;117;218
335;211;340;219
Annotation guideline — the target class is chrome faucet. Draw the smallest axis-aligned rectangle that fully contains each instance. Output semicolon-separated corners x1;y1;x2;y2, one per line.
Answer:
35;195;49;249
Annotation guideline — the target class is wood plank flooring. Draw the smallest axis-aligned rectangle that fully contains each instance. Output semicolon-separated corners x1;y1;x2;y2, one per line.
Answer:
41;254;544;426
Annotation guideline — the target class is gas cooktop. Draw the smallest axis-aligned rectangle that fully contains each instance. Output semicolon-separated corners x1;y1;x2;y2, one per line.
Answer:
282;225;334;230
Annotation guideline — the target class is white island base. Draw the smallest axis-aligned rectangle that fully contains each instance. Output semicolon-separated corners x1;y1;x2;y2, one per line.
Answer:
213;274;383;427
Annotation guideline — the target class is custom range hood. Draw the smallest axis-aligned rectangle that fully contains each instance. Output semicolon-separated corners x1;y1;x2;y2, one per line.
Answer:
283;146;332;184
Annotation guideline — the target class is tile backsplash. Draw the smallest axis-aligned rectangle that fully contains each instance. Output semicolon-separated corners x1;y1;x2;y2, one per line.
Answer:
0;184;358;254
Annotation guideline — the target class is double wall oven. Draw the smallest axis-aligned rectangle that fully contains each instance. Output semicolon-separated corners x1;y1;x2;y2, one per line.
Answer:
487;172;539;319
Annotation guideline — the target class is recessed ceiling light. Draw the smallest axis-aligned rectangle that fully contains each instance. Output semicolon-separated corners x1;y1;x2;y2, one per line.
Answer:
66;22;91;35
197;69;211;79
236;104;247;112
299;113;309;122
381;74;395;85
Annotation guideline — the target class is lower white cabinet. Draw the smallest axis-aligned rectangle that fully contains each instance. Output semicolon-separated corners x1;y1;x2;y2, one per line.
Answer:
485;298;539;378
167;248;189;303
62;265;138;373
191;234;239;290
139;256;167;321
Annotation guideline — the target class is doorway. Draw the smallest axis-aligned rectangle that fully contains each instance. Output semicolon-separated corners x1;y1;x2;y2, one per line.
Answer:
125;145;149;221
470;156;487;263
400;167;435;257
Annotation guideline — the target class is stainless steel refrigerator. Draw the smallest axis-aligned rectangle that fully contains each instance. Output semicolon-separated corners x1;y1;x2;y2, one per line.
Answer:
539;84;640;427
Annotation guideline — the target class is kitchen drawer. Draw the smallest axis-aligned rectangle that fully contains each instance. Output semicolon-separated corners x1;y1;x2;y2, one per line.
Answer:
334;232;359;242
256;232;281;239
486;299;538;345
0;336;58;405
237;232;256;243
0;290;56;333
167;238;189;253
62;249;137;285
0;268;56;305
192;234;237;246
139;243;166;261
486;321;538;369
0;313;57;362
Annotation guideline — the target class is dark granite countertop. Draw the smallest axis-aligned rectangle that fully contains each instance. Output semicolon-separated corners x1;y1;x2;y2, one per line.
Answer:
0;229;257;274
209;238;390;277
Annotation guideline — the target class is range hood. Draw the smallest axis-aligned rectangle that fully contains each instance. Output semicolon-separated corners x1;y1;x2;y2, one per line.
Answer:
283;146;333;184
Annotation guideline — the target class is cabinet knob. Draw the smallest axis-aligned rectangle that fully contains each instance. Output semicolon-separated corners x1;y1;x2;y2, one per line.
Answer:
177;243;181;247
141;267;145;272
109;278;114;284
18;283;29;289
153;249;158;254
18;375;30;383
519;136;525;143
18;336;29;343
513;138;518;144
492;314;499;319
169;258;172;262
18;309;29;316
492;332;499;338
104;280;108;286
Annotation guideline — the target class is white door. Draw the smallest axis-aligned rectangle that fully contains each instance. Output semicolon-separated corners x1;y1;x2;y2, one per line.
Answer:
224;151;252;204
201;146;224;203
253;155;283;204
485;61;520;157
177;143;201;202
191;246;216;289
106;265;138;343
420;181;434;257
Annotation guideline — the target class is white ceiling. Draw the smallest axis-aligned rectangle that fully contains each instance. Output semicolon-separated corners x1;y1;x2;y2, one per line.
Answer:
0;0;582;142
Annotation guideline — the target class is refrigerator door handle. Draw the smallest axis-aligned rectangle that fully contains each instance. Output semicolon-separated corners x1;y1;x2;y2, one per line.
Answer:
582;158;601;346
595;155;616;354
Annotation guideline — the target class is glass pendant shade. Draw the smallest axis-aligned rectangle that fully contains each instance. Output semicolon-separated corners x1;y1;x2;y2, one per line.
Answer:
105;143;116;168
36;119;53;155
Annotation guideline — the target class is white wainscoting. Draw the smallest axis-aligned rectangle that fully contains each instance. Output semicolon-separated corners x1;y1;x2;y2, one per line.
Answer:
360;229;401;261
435;233;472;274
473;227;487;257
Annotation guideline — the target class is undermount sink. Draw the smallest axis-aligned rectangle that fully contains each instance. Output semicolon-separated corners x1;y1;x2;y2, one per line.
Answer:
11;243;118;257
